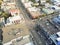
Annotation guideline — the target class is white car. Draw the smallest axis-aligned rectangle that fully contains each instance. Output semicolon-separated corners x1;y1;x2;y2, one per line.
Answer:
56;32;60;37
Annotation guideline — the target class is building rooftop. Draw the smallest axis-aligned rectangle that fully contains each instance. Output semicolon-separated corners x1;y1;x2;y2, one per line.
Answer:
42;8;55;14
21;0;43;18
9;9;20;16
2;23;30;43
27;7;42;19
23;1;33;8
4;35;33;45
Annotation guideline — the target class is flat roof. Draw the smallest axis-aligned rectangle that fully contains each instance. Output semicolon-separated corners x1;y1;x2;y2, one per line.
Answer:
9;9;20;14
4;36;32;45
27;8;42;18
2;23;30;43
29;11;41;18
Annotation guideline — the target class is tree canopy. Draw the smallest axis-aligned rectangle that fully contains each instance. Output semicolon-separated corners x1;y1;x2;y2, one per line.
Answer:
29;0;36;3
0;10;11;19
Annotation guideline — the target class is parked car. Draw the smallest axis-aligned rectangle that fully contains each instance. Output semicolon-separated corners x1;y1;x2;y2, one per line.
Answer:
52;16;60;26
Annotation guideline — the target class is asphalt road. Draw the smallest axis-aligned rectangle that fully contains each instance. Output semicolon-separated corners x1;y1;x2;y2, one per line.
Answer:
15;0;47;45
15;0;60;45
30;29;46;45
16;0;31;20
35;13;60;45
15;0;36;28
